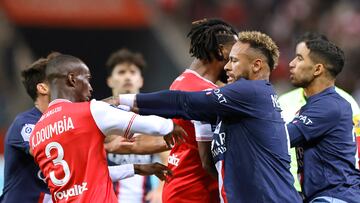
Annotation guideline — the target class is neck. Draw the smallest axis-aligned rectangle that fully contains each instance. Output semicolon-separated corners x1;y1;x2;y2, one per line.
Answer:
250;69;270;81
303;77;335;97
189;59;223;83
50;83;76;102
34;95;50;113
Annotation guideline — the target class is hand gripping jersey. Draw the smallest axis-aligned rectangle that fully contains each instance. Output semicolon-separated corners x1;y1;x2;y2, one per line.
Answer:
163;69;219;203
136;79;302;203
1;107;52;203
30;99;173;202
278;87;360;191
287;87;360;202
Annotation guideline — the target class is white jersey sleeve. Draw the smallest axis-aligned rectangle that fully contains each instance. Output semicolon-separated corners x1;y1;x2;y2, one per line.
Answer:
90;100;173;139
108;164;135;181
193;120;213;142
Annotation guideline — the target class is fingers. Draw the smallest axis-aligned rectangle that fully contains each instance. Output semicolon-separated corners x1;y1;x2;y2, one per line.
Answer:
163;134;175;148
101;95;119;106
153;162;172;181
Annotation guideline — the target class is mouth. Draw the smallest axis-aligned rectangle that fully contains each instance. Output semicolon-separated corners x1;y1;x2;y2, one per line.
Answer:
123;83;133;88
226;73;234;83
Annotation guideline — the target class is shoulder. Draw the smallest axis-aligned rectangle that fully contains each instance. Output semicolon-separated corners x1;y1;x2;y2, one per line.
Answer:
6;109;39;141
335;86;360;115
307;94;343;117
171;69;217;90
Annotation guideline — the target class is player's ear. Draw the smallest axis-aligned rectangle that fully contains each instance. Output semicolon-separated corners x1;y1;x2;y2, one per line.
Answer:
217;44;227;61
37;82;49;95
313;63;323;77
252;59;262;73
107;77;114;89
67;73;76;87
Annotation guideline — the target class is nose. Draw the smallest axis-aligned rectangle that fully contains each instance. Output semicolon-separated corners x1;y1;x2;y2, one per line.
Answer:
89;84;93;93
289;58;296;69
224;61;231;71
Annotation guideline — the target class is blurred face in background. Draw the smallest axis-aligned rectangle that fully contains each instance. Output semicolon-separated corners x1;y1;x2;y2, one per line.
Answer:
289;42;316;88
107;62;143;94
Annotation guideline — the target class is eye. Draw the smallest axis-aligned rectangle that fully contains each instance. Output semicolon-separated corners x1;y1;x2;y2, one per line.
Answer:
118;70;126;74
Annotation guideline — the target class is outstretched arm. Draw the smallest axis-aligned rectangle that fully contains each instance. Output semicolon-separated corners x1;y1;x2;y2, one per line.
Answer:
104;134;170;154
118;81;258;123
91;99;186;147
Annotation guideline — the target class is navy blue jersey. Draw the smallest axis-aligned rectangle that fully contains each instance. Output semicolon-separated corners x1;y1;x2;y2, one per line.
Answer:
137;79;301;202
288;87;360;202
1;107;50;202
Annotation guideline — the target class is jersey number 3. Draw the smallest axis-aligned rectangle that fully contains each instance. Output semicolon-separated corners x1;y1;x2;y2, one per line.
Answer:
45;142;71;186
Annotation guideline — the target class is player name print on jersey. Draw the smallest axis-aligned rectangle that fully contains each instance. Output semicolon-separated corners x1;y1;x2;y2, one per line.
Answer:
31;116;75;148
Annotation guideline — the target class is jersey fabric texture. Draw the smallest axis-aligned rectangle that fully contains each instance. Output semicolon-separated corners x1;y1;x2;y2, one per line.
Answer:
162;69;219;203
136;78;302;203
288;87;360;202
278;87;360;191
1;107;52;203
30;100;117;203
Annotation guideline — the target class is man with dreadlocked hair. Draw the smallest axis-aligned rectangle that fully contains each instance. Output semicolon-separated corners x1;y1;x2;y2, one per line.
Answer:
158;18;237;203
117;31;302;202
102;19;237;203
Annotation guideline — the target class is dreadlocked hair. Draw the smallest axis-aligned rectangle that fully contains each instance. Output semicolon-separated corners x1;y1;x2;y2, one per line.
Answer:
187;18;237;62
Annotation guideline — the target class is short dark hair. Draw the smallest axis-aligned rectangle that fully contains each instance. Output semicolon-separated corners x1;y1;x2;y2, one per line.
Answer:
306;39;345;77
296;32;328;45
106;48;146;77
187;18;237;62
21;52;60;101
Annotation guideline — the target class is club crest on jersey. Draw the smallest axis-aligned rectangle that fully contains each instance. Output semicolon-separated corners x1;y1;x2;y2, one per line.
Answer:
21;124;35;142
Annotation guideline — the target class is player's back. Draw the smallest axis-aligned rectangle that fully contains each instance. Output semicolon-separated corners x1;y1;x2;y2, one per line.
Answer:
1;107;51;203
164;69;219;203
30;100;117;203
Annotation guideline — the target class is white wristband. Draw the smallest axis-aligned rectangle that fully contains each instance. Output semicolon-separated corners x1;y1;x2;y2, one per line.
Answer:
119;94;136;108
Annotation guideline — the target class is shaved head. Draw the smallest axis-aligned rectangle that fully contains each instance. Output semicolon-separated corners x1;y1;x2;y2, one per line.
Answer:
46;54;93;102
46;54;84;80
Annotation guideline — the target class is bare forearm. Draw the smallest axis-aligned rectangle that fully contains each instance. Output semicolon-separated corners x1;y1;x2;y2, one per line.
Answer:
198;141;217;179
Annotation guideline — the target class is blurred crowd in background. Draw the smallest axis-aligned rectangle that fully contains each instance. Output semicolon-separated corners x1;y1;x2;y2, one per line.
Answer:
0;0;359;181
